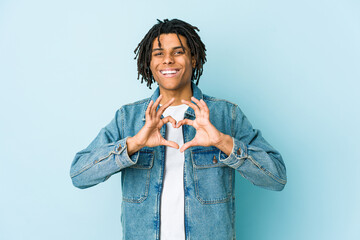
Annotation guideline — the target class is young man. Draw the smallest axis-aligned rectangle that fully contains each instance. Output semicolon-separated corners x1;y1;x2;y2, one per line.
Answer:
70;19;287;240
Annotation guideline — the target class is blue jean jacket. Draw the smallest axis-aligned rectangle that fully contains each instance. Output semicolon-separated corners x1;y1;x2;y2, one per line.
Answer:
70;82;287;240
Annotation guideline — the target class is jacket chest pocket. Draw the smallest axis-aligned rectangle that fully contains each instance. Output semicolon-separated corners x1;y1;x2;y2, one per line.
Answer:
191;147;233;204
121;149;154;203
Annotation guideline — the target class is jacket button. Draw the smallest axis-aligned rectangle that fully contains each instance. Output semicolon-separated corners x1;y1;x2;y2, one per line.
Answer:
117;144;122;151
237;148;241;155
213;155;218;164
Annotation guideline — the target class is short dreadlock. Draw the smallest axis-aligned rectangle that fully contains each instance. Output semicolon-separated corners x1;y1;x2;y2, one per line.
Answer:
134;19;207;89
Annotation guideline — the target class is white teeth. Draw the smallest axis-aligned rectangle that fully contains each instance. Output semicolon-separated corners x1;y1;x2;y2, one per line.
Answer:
161;70;177;74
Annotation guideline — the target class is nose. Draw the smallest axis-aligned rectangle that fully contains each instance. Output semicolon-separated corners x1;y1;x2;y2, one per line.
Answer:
163;53;174;64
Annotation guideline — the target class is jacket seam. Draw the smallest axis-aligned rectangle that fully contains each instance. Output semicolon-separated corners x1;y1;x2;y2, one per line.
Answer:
231;104;236;137
70;152;115;178
120;106;124;139
203;95;239;107
247;156;287;185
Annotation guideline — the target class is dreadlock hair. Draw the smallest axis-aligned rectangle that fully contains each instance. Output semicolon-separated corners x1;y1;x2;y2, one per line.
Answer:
134;19;207;89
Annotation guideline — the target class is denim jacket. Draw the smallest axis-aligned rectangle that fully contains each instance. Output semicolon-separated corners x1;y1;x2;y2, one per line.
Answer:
70;82;287;240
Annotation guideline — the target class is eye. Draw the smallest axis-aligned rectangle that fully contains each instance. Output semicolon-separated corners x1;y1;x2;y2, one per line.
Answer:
153;52;163;56
174;50;184;55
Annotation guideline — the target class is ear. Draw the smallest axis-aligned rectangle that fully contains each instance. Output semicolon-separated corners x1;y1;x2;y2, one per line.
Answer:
191;56;196;68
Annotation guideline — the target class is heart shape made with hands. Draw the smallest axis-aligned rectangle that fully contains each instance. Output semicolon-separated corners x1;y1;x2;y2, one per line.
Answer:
158;96;224;152
128;95;232;156
141;94;232;154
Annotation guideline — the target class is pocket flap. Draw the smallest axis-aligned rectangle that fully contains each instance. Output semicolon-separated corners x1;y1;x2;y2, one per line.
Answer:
131;149;154;169
191;146;225;168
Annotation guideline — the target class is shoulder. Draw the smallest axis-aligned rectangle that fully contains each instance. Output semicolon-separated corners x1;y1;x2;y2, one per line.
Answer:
202;93;247;119
123;97;150;107
203;93;239;109
112;97;150;122
117;97;150;111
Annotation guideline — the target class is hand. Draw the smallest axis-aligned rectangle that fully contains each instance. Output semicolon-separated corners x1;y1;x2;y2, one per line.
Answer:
130;95;179;152
176;97;223;153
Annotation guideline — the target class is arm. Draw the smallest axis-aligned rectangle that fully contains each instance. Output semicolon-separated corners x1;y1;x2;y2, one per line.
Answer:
178;97;287;191
70;95;179;189
70;108;141;189
217;105;287;191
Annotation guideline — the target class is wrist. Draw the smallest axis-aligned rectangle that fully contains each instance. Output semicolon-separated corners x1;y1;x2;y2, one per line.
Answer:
126;136;144;156
214;133;233;156
130;135;145;148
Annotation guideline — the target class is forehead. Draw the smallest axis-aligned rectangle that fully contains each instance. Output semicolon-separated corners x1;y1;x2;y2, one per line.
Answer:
152;33;189;49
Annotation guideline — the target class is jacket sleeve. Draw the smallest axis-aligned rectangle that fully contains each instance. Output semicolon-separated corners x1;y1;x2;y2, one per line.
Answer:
219;105;287;191
70;108;141;189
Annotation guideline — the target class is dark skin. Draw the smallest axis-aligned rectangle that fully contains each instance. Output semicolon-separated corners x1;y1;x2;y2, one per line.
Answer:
126;33;233;156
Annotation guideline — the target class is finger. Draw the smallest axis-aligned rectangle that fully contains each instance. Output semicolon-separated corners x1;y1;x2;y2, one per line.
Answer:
180;140;197;153
157;97;175;118
199;99;209;113
176;119;193;128
145;100;153;117
191;97;208;118
151;94;163;116
161;138;179;149
191;97;203;111
197;99;209;118
161;116;177;128
181;99;200;114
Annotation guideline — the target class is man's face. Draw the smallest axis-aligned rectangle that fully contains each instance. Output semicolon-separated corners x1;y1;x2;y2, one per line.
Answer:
150;33;196;92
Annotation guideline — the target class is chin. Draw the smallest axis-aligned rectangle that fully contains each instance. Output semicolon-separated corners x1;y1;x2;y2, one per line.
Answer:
156;79;191;91
160;84;181;91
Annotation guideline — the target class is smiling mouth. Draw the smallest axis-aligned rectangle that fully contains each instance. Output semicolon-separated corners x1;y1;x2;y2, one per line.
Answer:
160;69;180;77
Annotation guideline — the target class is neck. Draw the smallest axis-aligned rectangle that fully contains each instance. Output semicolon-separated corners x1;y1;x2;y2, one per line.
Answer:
159;82;192;106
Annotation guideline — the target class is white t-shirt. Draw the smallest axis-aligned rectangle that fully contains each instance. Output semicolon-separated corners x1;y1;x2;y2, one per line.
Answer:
160;103;188;240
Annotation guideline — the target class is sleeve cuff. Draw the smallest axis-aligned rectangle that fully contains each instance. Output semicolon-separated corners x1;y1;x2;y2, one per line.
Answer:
219;137;248;169
113;137;140;169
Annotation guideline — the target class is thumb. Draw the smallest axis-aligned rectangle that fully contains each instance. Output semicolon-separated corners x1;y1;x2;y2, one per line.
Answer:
161;138;179;149
180;140;196;153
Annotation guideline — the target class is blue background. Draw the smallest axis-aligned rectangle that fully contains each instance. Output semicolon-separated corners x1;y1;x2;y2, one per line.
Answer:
1;0;359;239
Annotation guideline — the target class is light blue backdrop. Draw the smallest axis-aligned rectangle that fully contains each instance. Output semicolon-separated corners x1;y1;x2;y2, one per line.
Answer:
1;0;359;239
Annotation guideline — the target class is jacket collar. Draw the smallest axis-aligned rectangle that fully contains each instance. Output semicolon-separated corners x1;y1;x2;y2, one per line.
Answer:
142;81;203;121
